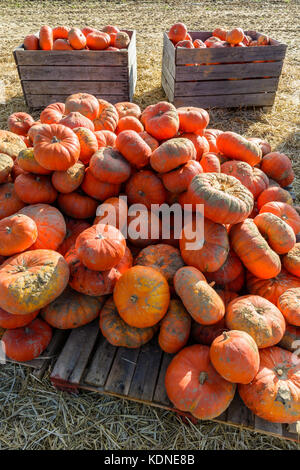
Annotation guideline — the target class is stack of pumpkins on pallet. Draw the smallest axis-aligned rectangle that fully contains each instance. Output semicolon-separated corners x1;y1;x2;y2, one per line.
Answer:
0;93;299;424
23;24;130;51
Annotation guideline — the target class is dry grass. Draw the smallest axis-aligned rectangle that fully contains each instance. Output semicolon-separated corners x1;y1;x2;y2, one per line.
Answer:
0;0;299;450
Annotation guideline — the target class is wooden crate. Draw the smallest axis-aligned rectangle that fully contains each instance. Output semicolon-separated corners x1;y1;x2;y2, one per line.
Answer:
3;329;68;379
49;320;299;443
161;31;287;108
13;30;137;109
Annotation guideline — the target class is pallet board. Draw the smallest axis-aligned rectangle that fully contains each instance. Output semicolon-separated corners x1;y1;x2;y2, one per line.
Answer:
161;30;287;108
13;30;137;109
50;320;299;443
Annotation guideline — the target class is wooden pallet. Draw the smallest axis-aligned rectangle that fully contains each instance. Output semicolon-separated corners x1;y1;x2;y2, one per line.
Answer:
161;30;287;108
3;329;68;379
13;30;137;109
50;319;299;443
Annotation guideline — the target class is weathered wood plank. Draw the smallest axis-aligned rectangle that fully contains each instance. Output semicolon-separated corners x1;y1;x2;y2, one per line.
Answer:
128;337;163;402
288;422;300;435
84;335;117;388
175;61;284;81
18;65;129;81
153;352;173;406
26;93;130;109
254;415;283;437
23;80;129;95
161;72;174;102
50;320;99;384
128;62;137;101
175;77;279;97
173;92;276;108
227;392;254;427
127;30;136;67
104;347;140;396
162;32;176;78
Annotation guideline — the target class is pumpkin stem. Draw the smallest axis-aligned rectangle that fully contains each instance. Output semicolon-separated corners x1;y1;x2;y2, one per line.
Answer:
277;369;283;376
130;295;138;304
5;226;12;234
199;371;208;385
51;136;60;144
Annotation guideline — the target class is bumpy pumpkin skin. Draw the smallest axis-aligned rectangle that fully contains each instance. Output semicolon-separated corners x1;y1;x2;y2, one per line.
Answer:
0;183;25;220
40;102;65;125
0;250;69;315
205;250;243;286
0;130;27;159
180;216;229;273
283;243;300;278
125;170;166;209
225;295;286;348
0;154;14;183
89;147;131;184
134;244;184;288
150;138;196;174
0;307;39;329
230;218;281;280
65;93;99;120
277;288;300;327
158;299;191;353
185;173;254;225
246;269;300;305
51;161;85;194
0;214;38;256
253;212;296;255
210;330;260;384
113;265;170;328
41;287;104;329
216;131;262;166
115;130;152;168
1;318;52;362
16;148;52;175
165;344;236;420
239;347;300;423
161;160;203;194
278;324;300;352
65;246;132;297
174;266;225;325
19;204;66;251
100;296;157;348
259;201;300;235
58;191;98;219
141;101;179;141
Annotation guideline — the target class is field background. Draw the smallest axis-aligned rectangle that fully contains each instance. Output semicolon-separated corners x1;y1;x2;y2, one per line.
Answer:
0;0;299;450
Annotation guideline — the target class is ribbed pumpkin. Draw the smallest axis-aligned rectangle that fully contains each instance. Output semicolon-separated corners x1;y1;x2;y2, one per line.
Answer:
115;130;152;168
246;268;300;305
260;152;293;184
165;344;236;419
116;116;144;134
140;101;179;141
158;299;191;353
230;218;281;279
174;266;225;325
16;148;52;175
58;191;98;219
126;170;167;208
100;296;157;348
0;130;27;159
60;112;95;132
283;243;300;277
184;173;254;225
239;347;300;423
81;168;121;201
0;154;14;183
93;99;119;132
134;244;184;288
89;147;131;184
177;107;209;133
150;138;196;173
19;204;66;251
178;133;209;161
0;214;38;256
65;245;132;296
0;307;39;329
216;131;262;166
65;93;99;120
115;102;141;119
40;102;65;125
180;216;229;273
72;127;98;164
57;218;90;256
51;161;85;194
191;317;227;346
200;152;221;173
204;249;244;286
253;212;296;255
75;223;126;271
113;265;170;328
14;173;58;205
161;160;203;193
257;187;293;210
41;287;103;329
259;201;300;235
8;112;35;136
0;250;69;315
94;196;128;233
210;330;260;384
33;124;80;171
1;318;52;362
138;131;159;152
226;295;286;348
277;288;300;326
0;183;25;220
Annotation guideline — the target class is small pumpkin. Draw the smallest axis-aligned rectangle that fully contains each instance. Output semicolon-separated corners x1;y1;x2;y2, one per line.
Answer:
259;201;300;235
65;93;99;121
216;131;262;166
125;170;167;208
115;130;152;168
0;214;38;256
89;147;131;184
0;307;39;329
158;299;191;353
58;191;98;219
51;161;85;194
7;112;35;137
283;243;300;277
40;103;66;125
16;148;52;175
277;288;300;326
150;138;196;173
253;212;296;255
246;268;300;305
141;101;179;141
0;183;25;220
14;173;58;204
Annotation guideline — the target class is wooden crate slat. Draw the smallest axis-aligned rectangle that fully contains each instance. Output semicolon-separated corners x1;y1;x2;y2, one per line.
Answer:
175;77;279;97
50;320;99;384
25;94;130;109
173;92;276;108
254;415;283;437
161;72;174;102
14;49;129;66
128;336;163;402
22;80;129;95
104;347;140;396
162;33;176;79
128;62;137;101
127;30;137;67
175;61;284;81
84;335;117;388
175;41;287;65
153;352;173;406
18;65;129;81
226;392;254;427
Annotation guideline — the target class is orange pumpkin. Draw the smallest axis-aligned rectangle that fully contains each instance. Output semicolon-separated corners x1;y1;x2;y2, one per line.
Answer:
150;138;196;173
39;25;53;50
165;344;236;419
283;243;300;277
158;298;191;353
253;212;296;255
94;196;128;233
0;214;38;256
177;107;209;133
216;131;262;166
72;127;98;164
0;183;25;220
60;112;95;131
115;102;141;119
0;307;39;329
89;147;131;184
257;186;293;210
161;160;203;193
141;101;179;141
126;170;166;208
14;173;57;204
16;148;52;175
277;288;300;326
65;93;99;121
7;112;35;137
68;28;87;50
116;130;152;168
81;168;121;201
246;268;300;305
93;99;119;132
58;191;98;219
113;265;170;328
259;201;300;235
51;161;85;194
40;102;65;125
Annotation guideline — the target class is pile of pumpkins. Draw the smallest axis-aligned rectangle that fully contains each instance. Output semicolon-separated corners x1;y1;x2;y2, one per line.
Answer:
168;22;271;48
23;24;130;51
0;92;299;425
